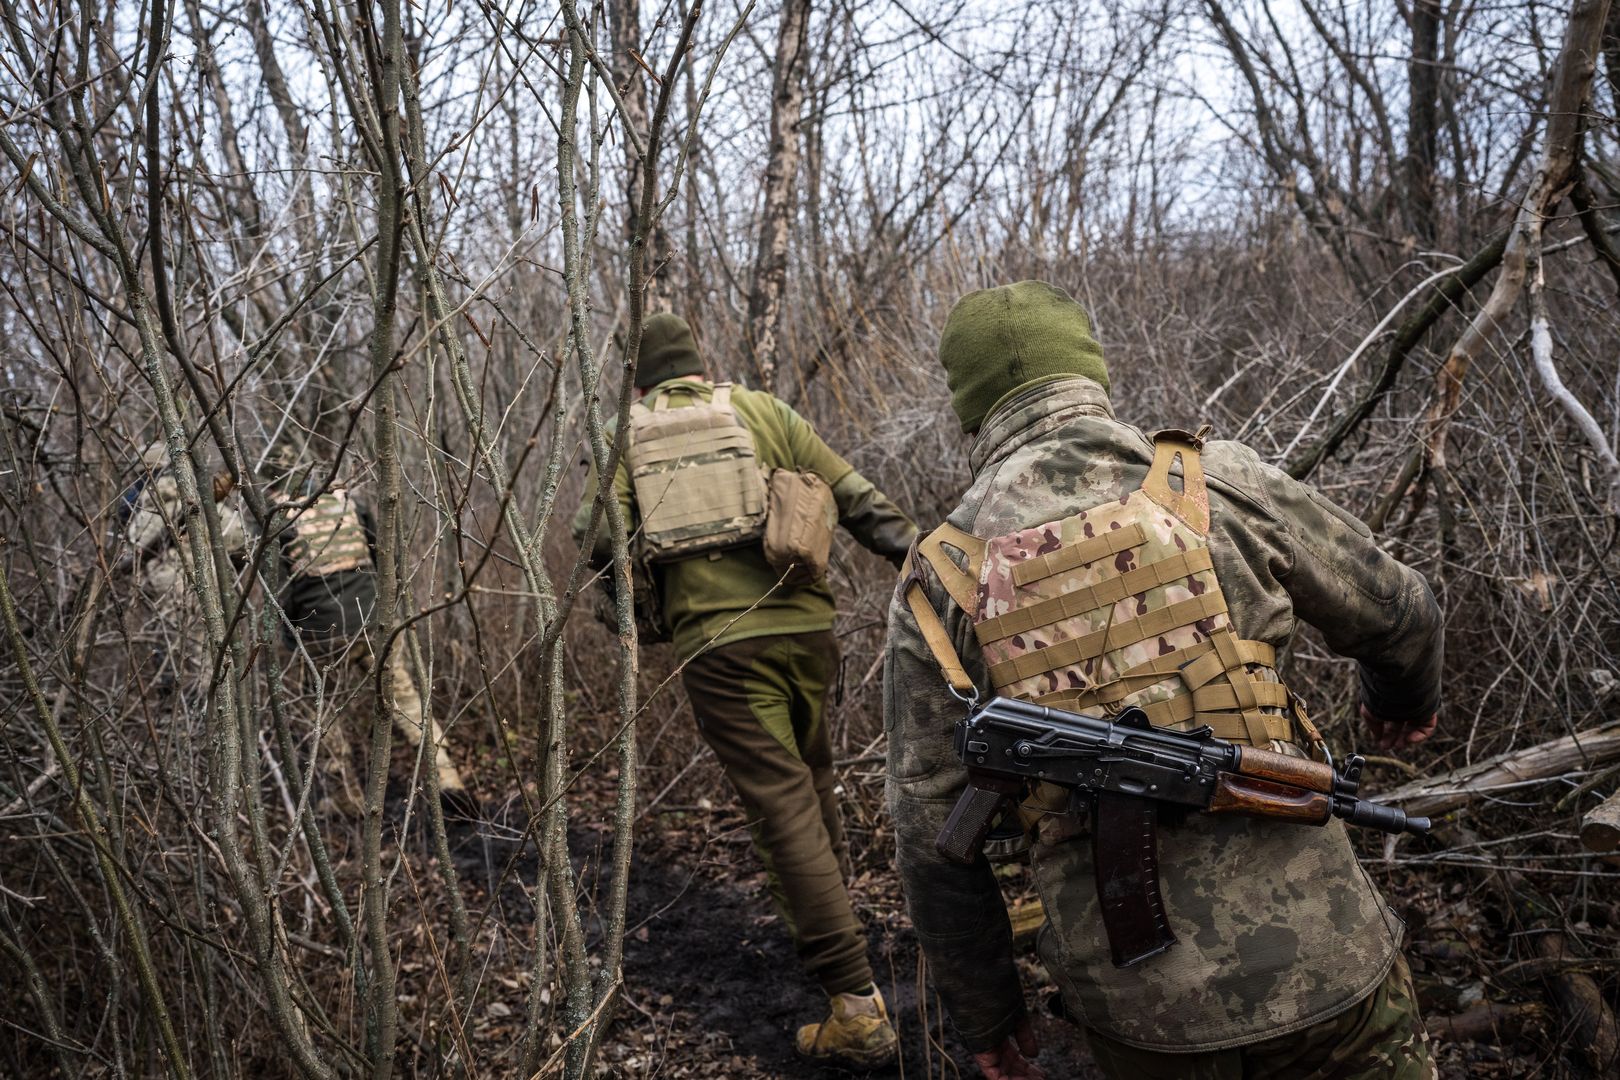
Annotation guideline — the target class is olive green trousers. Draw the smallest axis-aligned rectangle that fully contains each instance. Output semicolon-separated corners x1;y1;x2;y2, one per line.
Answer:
1084;952;1434;1079
681;630;873;996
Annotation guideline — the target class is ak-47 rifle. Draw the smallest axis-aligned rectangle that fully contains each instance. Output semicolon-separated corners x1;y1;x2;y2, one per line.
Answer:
936;696;1428;968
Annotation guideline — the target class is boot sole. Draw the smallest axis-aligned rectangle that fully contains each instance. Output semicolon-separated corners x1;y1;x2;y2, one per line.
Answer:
796;1037;899;1070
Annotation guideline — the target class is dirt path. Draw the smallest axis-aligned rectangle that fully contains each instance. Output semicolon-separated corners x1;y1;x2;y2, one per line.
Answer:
619;850;1101;1078
441;798;1099;1077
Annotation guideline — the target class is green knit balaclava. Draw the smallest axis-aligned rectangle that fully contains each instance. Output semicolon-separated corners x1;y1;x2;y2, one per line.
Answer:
635;313;706;388
937;281;1109;433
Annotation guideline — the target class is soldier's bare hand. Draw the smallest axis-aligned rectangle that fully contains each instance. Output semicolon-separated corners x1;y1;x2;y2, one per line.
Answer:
1361;705;1437;751
971;1018;1045;1079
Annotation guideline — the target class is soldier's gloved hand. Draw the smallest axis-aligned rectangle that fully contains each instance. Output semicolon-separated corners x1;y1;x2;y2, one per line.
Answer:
971;1017;1045;1080
1360;704;1437;751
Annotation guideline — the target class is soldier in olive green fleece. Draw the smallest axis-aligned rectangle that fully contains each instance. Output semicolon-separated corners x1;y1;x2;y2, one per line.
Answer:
885;282;1441;1080
573;313;917;1066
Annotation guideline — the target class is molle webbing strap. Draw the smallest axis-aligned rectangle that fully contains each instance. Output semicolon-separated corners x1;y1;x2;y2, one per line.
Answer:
916;522;984;615
1036;686;1294;744
1141;428;1211;535
1011;523;1147;587
1032;629;1291;745
294;492;370;576
635;461;762;528
974;547;1214;646
986;591;1229;688
631;426;756;466
650;380;722;411
905;579;977;697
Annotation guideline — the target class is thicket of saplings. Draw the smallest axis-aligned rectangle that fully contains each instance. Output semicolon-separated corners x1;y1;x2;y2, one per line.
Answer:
3;3;1619;1077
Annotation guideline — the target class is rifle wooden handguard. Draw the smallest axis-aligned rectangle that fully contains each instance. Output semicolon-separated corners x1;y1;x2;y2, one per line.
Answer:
1233;745;1334;793
1208;774;1332;825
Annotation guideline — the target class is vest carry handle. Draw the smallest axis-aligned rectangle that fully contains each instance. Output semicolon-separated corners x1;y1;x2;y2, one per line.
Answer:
1141;426;1212;536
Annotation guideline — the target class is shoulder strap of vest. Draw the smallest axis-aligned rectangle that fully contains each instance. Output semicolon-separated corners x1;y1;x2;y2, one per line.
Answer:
900;524;987;698
711;382;733;408
1141;425;1214;536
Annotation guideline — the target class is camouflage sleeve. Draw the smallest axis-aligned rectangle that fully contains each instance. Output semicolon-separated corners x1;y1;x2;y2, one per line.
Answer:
774;399;919;565
884;561;1028;1052
1266;467;1444;724
123;473;179;556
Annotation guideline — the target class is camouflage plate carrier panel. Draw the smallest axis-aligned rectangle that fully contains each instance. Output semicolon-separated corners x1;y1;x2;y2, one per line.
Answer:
908;428;1322;829
627;382;768;562
287;489;371;578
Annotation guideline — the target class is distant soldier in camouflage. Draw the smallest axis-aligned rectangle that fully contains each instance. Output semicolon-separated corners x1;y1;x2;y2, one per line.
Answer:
573;313;918;1068
886;281;1441;1079
265;448;472;817
118;440;246;694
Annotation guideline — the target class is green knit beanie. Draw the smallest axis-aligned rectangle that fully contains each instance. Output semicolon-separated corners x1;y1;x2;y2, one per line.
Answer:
635;313;705;388
937;281;1109;433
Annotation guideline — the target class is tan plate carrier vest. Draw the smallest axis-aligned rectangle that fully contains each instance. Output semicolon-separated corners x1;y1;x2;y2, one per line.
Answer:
287;490;371;578
904;428;1321;776
627;382;768;562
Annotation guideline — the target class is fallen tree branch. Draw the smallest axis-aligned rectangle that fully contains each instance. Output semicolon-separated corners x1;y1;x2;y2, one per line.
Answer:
1536;931;1620;1074
1580;790;1620;852
1376;720;1620;817
1429;1001;1543;1044
1286;231;1507;481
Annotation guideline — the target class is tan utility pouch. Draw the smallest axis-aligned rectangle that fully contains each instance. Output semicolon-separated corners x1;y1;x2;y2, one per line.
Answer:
763;469;838;585
627;383;768;562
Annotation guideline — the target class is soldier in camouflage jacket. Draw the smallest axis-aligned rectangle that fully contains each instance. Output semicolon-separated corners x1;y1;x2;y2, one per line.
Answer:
266;449;471;817
885;281;1441;1079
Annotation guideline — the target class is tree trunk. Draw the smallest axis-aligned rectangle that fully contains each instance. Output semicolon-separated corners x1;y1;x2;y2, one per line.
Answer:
1536;931;1620;1074
746;0;812;391
611;0;667;308
1422;0;1613;475
1405;0;1442;244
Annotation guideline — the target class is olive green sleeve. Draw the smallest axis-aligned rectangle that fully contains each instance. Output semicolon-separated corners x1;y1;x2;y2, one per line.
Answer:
1265;466;1444;724
570;450;635;568
884;558;1028;1053
831;472;918;567
775;399;919;566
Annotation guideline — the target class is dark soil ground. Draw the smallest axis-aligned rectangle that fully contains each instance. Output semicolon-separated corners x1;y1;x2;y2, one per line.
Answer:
440;795;1100;1078
614;846;1099;1079
422;762;1589;1079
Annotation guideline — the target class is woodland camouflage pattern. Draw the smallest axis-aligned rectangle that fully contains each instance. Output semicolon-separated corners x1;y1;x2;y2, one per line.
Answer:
978;485;1238;704
975;482;1296;753
885;376;1443;1053
284;490;372;578
1085;953;1435;1077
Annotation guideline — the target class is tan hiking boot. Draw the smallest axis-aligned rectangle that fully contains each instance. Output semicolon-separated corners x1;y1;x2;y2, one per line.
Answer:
796;986;899;1068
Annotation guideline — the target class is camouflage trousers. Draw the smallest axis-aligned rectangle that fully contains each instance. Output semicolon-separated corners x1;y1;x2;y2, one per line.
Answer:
680;631;873;996
1084;952;1434;1079
302;637;466;813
